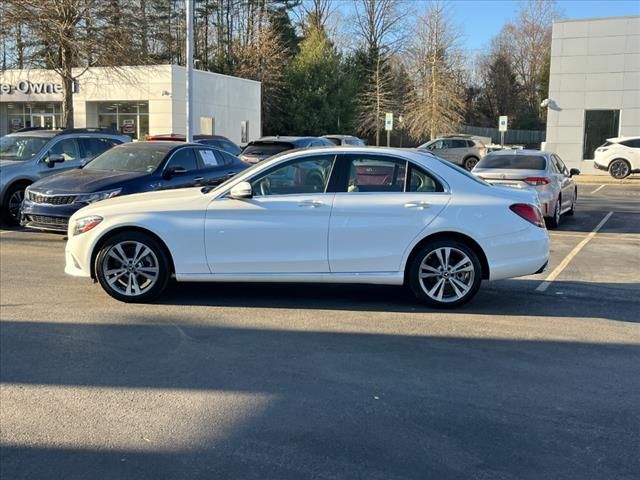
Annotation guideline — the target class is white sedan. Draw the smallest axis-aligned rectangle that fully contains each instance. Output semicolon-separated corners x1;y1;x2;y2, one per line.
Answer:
65;147;549;308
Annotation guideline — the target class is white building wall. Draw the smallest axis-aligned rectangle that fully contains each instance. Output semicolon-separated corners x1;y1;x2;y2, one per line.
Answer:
1;65;261;141
545;16;640;173
169;65;261;143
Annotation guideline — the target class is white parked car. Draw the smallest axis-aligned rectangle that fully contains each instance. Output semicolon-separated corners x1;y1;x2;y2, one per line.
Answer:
593;136;640;179
65;147;549;308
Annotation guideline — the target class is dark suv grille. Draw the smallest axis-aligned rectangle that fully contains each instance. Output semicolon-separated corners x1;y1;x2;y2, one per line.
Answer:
24;215;69;231
28;192;77;205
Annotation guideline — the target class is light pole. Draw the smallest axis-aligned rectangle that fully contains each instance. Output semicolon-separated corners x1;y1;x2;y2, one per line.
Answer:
185;0;194;142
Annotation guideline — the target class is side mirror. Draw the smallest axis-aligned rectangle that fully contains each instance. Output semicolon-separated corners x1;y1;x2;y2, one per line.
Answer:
228;181;253;199
569;168;581;177
163;166;187;179
45;153;65;168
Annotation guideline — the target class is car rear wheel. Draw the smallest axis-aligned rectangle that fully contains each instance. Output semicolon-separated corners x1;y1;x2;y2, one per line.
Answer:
95;232;170;303
463;157;479;171
546;197;561;229
2;183;27;226
609;159;631;179
408;239;482;308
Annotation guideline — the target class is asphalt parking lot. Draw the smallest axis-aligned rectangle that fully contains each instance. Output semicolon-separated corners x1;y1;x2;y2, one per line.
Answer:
1;182;639;479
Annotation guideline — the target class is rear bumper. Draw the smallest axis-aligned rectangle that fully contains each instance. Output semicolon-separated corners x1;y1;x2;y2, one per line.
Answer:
593;161;609;172
484;225;550;280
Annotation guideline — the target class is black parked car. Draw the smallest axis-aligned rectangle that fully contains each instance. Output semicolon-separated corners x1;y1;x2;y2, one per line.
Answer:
239;136;335;164
20;141;247;233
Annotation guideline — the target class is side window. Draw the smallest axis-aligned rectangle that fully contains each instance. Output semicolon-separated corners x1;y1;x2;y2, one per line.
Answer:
251;154;335;196
431;140;444;150
49;139;80;161
554;155;569;175
196;148;226;167
345;155;406;193
220;151;237;165
166;148;198;171
408;164;444;193
621;139;640;149
451;139;467;149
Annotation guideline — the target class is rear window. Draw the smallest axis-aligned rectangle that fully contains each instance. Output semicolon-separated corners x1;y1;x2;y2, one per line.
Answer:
325;137;341;146
243;142;293;156
476;154;547;170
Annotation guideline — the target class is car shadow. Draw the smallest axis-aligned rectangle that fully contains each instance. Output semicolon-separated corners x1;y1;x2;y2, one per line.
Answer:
153;279;639;323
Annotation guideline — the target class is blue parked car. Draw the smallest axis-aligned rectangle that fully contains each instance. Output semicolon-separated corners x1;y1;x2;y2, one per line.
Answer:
20;141;248;233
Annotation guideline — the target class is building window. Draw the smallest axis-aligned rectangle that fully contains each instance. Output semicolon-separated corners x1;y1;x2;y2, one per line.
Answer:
241;120;249;143
5;102;62;132
199;116;214;135
92;101;149;140
583;110;619;160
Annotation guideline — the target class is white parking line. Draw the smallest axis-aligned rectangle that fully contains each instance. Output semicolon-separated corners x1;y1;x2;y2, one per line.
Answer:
536;211;614;293
590;184;606;194
0;230;12;235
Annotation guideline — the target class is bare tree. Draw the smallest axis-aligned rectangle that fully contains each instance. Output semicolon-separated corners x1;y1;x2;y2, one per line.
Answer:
497;0;557;127
4;0;148;128
352;0;405;145
404;1;465;141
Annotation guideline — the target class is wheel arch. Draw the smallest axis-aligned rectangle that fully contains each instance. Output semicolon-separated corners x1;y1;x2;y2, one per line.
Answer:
1;178;34;203
89;226;176;279
403;231;490;282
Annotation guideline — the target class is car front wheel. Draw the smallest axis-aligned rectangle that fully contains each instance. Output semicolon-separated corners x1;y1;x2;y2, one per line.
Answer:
95;231;171;303
408;239;482;308
609;159;631;179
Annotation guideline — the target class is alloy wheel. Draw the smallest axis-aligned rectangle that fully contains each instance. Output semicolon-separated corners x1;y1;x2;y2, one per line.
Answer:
418;247;475;303
8;189;24;221
101;241;160;297
610;160;630;179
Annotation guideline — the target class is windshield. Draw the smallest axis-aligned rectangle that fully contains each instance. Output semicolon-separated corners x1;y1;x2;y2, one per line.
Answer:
476;154;546;170
0;136;49;161
84;145;169;173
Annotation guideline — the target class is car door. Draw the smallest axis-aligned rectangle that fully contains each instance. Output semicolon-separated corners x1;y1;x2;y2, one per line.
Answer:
204;153;337;274
159;147;206;190
37;138;82;177
328;153;450;273
552;154;574;211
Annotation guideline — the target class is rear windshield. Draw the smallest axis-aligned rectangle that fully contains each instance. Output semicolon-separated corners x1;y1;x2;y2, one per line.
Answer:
325;137;341;146
243;142;294;156
476;154;546;170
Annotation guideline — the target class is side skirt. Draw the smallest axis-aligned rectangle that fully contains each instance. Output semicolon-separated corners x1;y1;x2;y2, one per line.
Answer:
175;271;405;286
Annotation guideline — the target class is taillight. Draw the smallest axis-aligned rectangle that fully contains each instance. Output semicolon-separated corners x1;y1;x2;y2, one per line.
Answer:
479;147;487;156
510;203;546;228
524;177;550;186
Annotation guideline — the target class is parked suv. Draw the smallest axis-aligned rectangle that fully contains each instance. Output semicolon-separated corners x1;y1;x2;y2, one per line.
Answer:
593;136;640;179
239;136;335;164
0;128;130;224
417;135;487;171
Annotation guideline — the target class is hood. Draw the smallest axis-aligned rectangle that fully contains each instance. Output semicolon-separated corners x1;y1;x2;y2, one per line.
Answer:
0;159;28;168
71;186;210;221
29;168;149;194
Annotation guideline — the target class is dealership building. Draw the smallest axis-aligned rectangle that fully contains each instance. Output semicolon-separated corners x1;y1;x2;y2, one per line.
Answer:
0;65;261;144
544;16;640;172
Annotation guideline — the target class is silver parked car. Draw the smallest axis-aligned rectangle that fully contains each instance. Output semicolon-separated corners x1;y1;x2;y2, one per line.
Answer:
0;128;130;224
472;150;580;228
417;135;487;171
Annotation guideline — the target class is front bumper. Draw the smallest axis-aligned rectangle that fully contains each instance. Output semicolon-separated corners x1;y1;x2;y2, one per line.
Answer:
21;200;84;233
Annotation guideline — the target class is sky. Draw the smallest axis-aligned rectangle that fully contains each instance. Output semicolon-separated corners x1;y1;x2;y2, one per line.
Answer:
450;0;640;52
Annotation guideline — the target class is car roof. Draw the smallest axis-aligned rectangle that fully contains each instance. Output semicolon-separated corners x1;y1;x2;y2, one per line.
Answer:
8;130;59;138
7;128;127;139
254;136;324;144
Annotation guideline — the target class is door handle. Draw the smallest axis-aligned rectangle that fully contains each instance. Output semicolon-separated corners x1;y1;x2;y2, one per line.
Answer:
194;177;204;182
298;200;324;208
404;201;431;209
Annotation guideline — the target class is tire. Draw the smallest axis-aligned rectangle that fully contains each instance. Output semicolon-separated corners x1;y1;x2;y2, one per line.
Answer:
609;159;631;179
463;156;479;171
2;183;28;226
407;239;483;309
546;196;561;229
566;189;576;216
95;231;171;303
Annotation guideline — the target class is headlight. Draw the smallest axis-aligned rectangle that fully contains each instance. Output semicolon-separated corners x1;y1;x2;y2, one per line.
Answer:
71;215;103;236
75;189;121;204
